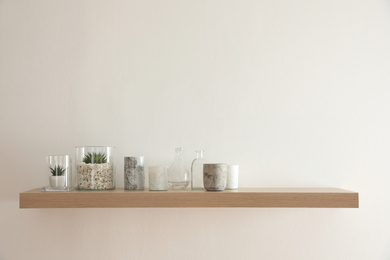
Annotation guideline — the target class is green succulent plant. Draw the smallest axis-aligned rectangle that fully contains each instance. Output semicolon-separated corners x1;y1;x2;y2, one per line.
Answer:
50;165;65;176
83;152;107;164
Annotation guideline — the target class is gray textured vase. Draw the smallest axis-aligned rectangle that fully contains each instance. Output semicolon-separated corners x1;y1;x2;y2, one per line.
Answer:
124;156;145;190
203;163;227;191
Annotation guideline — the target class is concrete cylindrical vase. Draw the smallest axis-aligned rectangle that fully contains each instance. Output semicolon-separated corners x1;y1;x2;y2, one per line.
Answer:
149;166;168;191
124;156;145;190
226;164;239;190
203;163;227;191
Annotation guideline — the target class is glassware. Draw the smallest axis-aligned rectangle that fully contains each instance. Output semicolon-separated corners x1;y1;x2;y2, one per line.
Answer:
76;146;115;190
191;150;206;190
168;147;189;189
43;155;73;191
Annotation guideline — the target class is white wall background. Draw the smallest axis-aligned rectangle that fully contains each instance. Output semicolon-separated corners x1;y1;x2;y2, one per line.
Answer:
1;0;389;259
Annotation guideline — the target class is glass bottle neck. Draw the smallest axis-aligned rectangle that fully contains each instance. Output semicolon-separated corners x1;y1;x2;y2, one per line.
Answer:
195;150;204;159
175;148;184;159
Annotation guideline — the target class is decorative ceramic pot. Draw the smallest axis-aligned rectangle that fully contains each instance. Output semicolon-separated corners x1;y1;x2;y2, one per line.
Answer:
149;166;168;191
226;164;239;190
203;163;227;191
124;156;145;190
49;176;66;188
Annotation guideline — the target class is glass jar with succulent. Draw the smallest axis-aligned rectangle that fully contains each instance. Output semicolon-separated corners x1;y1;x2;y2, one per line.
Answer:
45;155;72;191
76;146;115;190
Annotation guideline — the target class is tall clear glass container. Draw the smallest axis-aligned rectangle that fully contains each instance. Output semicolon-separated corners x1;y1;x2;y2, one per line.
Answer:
76;146;115;190
43;155;73;191
191;150;206;190
168;147;189;189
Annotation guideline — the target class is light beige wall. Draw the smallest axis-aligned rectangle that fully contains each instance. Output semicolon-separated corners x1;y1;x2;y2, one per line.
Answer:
1;0;389;259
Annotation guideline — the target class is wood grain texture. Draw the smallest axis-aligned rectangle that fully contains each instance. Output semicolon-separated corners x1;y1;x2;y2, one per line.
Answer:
19;188;359;208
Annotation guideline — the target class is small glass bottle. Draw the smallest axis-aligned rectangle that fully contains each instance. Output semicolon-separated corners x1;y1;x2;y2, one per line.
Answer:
191;150;206;190
168;147;189;189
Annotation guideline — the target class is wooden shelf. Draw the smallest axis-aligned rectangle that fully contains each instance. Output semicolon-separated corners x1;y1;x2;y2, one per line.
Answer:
19;188;358;208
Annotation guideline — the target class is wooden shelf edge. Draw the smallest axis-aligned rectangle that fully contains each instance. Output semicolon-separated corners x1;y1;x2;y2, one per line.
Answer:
19;188;359;209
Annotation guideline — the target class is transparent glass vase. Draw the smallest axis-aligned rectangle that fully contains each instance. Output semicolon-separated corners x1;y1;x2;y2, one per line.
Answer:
168;147;189;189
43;155;73;191
76;146;115;190
191;150;206;190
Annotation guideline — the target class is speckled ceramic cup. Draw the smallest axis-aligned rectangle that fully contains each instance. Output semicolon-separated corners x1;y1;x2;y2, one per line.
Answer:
203;163;227;191
226;164;239;190
149;166;168;191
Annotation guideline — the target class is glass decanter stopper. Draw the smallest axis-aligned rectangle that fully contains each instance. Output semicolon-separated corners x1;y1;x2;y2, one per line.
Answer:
168;147;189;189
191;150;206;190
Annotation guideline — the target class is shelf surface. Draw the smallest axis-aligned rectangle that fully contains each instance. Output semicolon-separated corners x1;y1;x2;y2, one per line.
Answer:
19;188;359;208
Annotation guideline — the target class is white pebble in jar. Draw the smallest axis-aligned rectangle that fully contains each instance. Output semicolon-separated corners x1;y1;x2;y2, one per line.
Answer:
149;166;168;191
226;165;239;190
